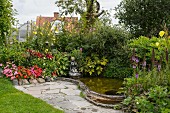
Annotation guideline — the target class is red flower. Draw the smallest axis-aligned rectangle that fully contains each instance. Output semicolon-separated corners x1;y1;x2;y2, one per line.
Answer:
24;75;27;79
46;53;53;59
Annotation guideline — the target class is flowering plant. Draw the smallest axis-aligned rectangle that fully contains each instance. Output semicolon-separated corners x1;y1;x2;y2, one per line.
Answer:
16;66;32;79
1;62;18;80
30;65;43;78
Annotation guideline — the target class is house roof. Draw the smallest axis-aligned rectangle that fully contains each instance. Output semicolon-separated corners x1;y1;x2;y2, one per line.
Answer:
36;12;78;31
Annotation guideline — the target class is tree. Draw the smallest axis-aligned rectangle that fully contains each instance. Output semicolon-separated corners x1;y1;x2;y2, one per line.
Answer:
115;0;170;37
0;0;15;45
55;0;104;30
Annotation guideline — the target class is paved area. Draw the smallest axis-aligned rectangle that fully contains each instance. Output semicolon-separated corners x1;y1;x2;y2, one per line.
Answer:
15;81;122;113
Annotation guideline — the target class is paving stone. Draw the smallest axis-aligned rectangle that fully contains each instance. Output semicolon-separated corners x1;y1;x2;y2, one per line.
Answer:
15;86;27;91
14;80;123;113
57;101;77;109
60;82;74;85
25;90;41;95
22;84;36;88
60;89;81;95
27;86;49;91
43;82;56;85
64;110;82;113
91;108;98;112
65;85;78;89
32;94;42;98
64;95;85;101
49;85;66;89
81;108;86;110
42;89;60;94
70;100;93;108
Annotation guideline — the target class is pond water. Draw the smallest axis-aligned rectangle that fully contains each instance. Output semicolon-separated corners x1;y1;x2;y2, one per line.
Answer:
79;77;123;95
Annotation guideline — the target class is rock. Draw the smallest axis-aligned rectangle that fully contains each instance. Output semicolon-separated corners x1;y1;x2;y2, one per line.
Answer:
50;77;54;82
22;79;30;85
29;79;38;84
12;78;19;85
45;76;51;82
37;78;45;83
18;79;23;85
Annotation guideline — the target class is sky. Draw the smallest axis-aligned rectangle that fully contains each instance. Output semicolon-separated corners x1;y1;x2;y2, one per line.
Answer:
12;0;122;24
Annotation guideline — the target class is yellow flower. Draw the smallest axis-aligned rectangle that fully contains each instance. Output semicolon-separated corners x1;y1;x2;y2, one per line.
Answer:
40;32;43;35
156;42;159;46
33;31;37;34
45;49;48;52
159;31;165;37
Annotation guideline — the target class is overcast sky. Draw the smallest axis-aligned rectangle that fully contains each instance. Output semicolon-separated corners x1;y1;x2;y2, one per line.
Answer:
12;0;122;24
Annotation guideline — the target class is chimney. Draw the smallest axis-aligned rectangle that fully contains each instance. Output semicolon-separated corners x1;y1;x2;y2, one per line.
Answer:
54;12;59;18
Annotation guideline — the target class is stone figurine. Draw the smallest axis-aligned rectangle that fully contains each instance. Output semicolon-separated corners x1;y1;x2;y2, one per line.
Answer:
69;57;81;78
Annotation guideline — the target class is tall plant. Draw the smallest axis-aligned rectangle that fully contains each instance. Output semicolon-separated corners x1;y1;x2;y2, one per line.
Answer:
0;0;16;45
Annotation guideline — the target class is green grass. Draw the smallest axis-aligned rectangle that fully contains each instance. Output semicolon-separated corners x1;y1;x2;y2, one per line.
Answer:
0;78;64;113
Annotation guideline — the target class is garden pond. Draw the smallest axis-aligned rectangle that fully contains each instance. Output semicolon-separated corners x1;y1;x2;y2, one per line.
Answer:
79;77;123;95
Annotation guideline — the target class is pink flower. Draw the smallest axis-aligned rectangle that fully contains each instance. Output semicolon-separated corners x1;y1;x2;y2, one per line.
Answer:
14;71;18;75
0;64;3;66
80;48;83;52
11;76;16;80
30;67;35;76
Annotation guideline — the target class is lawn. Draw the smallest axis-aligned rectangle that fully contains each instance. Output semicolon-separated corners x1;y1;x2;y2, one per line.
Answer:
0;78;64;113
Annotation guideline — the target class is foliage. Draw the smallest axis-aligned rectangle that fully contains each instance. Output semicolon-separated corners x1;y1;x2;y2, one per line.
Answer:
120;31;170;112
26;22;56;52
0;42;27;66
0;78;64;113
115;0;170;37
1;62;44;80
81;54;108;76
104;59;133;79
27;49;69;77
57;25;131;58
128;32;170;71
0;0;16;45
122;80;170;113
55;0;104;30
56;25;131;77
0;62;17;80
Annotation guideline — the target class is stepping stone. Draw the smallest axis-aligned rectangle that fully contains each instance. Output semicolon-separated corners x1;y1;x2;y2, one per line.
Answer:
60;89;81;96
42;89;60;94
57;101;77;109
65;85;78;89
49;85;66;89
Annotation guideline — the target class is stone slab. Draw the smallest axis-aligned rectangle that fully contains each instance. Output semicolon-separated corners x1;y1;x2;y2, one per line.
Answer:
42;89;60;94
49;85;66;89
57;101;78;110
65;85;78;89
70;100;93;108
60;89;81;96
15;86;27;92
64;95;85;101
25;90;41;95
27;86;49;91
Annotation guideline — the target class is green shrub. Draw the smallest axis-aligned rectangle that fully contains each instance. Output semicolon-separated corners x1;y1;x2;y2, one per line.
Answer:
56;25;132;78
0;42;27;66
80;54;108;76
104;59;133;79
